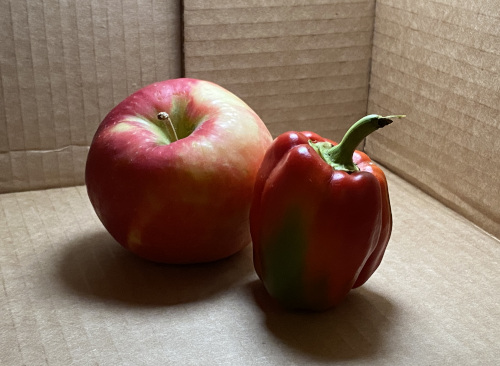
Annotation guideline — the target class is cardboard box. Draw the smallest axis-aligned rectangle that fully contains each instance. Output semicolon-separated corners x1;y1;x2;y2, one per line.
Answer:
1;0;499;365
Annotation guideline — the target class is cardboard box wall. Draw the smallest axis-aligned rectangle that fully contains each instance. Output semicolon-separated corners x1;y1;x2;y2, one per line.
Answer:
1;0;498;239
0;0;183;194
367;0;500;239
1;0;499;364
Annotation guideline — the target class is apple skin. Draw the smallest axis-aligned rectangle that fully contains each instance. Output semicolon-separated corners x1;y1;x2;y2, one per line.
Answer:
85;78;273;264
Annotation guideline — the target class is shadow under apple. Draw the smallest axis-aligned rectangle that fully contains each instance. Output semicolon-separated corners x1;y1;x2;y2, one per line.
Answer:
248;279;396;361
57;229;254;307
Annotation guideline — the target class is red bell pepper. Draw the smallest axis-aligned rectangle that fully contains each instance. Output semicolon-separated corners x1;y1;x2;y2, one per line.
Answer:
250;114;404;311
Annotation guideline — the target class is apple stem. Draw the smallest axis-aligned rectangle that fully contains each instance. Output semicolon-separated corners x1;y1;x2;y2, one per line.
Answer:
157;112;179;142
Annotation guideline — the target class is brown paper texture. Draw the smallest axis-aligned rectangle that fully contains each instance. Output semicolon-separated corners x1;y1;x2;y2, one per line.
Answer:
183;0;375;140
0;0;182;193
365;0;500;238
1;1;499;362
1;170;499;365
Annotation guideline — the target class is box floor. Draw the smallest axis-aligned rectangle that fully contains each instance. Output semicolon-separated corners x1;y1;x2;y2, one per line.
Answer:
1;169;499;365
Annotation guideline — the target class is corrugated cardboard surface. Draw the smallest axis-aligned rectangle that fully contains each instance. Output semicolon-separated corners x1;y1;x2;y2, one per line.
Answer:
1;1;499;362
183;0;375;140
1;169;499;365
365;0;500;238
0;0;182;194
4;0;498;242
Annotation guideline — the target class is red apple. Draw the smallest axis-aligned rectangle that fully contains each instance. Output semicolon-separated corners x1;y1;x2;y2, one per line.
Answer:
85;78;273;264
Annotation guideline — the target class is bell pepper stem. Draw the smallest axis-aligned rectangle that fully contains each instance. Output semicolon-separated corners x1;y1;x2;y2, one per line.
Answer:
309;114;405;172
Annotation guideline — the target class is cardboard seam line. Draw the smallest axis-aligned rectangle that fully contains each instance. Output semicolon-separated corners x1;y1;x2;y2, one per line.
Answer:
361;0;377;151
180;0;186;77
183;1;370;12
0;146;90;154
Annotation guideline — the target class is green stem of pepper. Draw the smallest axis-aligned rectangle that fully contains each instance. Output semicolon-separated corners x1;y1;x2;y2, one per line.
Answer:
309;114;405;172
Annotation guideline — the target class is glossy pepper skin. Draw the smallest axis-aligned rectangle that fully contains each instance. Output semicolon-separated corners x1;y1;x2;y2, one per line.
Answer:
250;115;403;311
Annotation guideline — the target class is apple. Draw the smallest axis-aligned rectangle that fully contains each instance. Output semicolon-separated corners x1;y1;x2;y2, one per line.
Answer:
85;78;273;264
